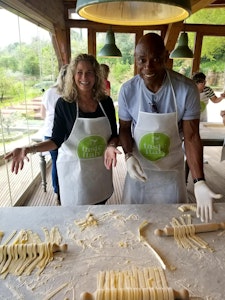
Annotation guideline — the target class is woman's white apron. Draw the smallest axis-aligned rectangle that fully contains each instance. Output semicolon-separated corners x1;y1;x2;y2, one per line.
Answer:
122;72;187;204
57;102;113;206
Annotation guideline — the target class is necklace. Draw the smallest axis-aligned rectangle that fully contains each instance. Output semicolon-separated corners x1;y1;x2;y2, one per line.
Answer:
78;98;98;113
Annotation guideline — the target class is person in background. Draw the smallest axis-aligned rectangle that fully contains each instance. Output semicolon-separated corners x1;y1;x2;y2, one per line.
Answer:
5;54;120;206
192;72;225;122
100;64;111;96
117;33;222;223
40;65;68;205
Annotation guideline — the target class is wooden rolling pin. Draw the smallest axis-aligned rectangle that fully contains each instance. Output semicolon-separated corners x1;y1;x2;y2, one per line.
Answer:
80;288;189;300
154;222;225;237
52;243;68;252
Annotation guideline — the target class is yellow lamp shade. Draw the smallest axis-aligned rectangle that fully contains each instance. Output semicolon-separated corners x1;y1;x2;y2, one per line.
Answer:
76;0;191;26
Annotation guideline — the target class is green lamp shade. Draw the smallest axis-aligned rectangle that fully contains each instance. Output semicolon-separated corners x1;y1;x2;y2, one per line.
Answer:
170;32;194;59
98;30;122;57
76;0;191;26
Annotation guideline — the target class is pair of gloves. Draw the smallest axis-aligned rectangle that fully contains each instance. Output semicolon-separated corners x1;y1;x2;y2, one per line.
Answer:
126;154;222;223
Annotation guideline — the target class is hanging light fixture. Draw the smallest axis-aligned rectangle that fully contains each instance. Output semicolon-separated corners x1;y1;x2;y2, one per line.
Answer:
76;0;191;26
169;32;194;59
98;30;122;57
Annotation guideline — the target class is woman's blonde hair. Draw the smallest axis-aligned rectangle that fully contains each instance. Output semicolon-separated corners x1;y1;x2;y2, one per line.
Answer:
62;54;105;103
56;64;68;94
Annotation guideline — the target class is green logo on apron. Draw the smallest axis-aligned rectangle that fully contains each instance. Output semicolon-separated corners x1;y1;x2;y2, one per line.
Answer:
200;101;206;113
77;135;106;159
139;132;170;161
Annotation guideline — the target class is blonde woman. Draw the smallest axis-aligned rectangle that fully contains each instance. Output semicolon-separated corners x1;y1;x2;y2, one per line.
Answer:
5;54;120;206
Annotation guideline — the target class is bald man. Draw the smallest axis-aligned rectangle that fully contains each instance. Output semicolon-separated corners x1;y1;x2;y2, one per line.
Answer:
118;33;222;223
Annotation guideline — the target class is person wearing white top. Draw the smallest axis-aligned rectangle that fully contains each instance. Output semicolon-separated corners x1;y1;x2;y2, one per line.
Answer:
118;33;222;223
192;72;225;122
41;65;68;204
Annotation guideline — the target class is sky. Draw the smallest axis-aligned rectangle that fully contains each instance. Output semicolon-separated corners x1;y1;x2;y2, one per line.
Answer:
0;8;50;49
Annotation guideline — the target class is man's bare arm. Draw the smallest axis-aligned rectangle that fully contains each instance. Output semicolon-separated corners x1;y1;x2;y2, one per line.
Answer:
183;119;204;180
119;119;133;154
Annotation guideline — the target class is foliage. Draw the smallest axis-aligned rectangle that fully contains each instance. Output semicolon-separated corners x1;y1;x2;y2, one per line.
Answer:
186;8;225;73
187;8;225;25
0;7;225;111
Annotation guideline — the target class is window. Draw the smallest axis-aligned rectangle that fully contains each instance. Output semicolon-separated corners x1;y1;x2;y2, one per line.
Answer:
70;28;88;57
0;8;57;206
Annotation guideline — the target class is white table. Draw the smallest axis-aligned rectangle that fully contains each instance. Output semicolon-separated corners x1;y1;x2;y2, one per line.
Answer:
185;122;225;181
0;204;225;299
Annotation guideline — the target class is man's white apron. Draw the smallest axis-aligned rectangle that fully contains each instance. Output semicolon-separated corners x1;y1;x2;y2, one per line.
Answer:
57;102;113;206
122;72;187;204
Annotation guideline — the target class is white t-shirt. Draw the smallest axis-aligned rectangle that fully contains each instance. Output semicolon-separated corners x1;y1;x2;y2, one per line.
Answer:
118;69;200;137
42;87;61;137
200;86;216;122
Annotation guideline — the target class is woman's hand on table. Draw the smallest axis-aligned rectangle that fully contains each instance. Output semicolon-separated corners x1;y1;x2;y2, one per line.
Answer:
104;145;122;170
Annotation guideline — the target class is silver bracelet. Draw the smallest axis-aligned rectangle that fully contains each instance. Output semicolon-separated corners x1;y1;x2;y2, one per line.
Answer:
31;145;37;154
107;143;117;148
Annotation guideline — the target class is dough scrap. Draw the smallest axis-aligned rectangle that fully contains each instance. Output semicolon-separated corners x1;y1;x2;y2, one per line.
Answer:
138;221;167;270
178;204;197;213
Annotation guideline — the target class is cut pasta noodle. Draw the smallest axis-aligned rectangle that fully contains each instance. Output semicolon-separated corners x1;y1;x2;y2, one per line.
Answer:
171;215;214;252
0;227;67;279
81;267;189;300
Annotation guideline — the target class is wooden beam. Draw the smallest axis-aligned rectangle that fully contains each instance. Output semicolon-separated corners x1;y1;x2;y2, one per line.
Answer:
192;33;203;74
88;28;96;56
164;22;183;69
66;19;167;33
164;22;183;52
1;0;65;31
191;0;216;13
52;25;70;66
184;24;225;36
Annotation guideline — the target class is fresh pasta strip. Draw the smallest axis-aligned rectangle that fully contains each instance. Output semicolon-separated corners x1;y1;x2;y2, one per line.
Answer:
139;221;167;270
81;267;189;300
0;228;67;279
171;216;213;251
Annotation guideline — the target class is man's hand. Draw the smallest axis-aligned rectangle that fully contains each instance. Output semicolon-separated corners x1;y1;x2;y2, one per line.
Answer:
194;180;222;223
126;155;147;182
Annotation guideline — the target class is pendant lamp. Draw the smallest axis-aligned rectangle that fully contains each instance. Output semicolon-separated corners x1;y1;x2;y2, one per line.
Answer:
98;30;122;57
169;32;194;59
76;0;191;26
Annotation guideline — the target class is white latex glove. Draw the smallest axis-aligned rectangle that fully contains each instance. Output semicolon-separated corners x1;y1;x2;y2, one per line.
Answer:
126;155;147;182
194;181;223;223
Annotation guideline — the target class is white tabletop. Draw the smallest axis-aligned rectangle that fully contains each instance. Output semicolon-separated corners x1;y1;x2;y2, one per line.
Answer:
0;204;225;299
200;122;225;141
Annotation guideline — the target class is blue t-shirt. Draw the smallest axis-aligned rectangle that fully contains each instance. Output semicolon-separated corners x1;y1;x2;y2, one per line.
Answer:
118;69;200;136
